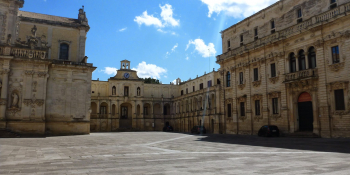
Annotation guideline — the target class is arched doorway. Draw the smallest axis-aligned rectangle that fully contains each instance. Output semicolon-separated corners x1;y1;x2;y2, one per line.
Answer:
120;103;132;129
298;92;313;131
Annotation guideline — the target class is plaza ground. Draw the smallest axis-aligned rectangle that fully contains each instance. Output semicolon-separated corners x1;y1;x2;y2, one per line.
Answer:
1;132;350;175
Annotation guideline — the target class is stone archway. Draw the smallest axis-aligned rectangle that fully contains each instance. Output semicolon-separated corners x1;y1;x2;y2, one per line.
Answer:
120;102;132;129
298;92;313;131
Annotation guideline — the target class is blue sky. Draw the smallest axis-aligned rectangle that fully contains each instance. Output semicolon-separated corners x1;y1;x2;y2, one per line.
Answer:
22;0;278;83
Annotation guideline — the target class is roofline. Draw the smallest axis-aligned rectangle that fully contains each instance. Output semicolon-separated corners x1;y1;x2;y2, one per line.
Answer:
220;0;282;34
18;10;77;21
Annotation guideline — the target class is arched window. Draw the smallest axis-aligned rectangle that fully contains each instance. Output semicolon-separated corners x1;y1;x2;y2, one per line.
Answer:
298;50;306;71
290;53;296;73
59;43;69;60
308;47;316;69
226;71;231;87
112;86;116;95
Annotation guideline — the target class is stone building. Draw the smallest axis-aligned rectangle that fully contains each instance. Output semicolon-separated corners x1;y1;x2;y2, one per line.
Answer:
0;0;95;135
91;60;223;133
216;0;350;138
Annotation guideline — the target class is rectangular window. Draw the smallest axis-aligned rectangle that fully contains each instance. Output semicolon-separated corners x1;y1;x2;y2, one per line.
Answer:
193;86;195;92
181;90;183;96
200;83;203;90
330;0;337;9
331;46;340;64
240;35;243;46
297;9;302;18
254;68;259;81
186;88;188;94
271;20;275;33
254;28;258;40
240;102;245;116
255;100;261;116
227;40;231;48
124;86;129;96
239;72;244;84
217;79;221;85
208;80;212;87
272;98;279;114
335;89;345;110
227;104;232;117
271;63;276;77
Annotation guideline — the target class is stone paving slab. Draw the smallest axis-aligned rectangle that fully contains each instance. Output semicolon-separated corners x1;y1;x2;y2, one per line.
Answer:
1;132;350;174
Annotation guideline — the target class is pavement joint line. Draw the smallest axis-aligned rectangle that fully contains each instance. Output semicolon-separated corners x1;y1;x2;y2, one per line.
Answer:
143;135;193;146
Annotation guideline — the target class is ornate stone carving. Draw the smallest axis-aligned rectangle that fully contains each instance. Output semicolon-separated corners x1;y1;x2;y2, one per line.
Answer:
6;108;21;117
252;94;263;101
329;62;345;72
25;70;35;76
252;80;261;87
329;81;349;91
271;114;281;121
269;76;279;84
23;99;45;107
238;115;247;121
268;91;280;98
23;99;32;106
238;83;246;90
238;96;246;102
254;115;263;122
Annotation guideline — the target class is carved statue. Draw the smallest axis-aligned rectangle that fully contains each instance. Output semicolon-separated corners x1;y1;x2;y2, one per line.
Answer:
31;25;37;37
112;87;116;95
137;88;140;96
11;92;19;108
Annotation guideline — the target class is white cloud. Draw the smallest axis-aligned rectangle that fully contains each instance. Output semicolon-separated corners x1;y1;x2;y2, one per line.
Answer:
119;27;127;32
186;39;216;58
171;43;178;52
201;0;278;18
100;67;118;75
132;61;167;79
157;29;167;33
160;4;179;27
134;11;164;28
186;56;189;60
134;4;179;29
166;43;178;57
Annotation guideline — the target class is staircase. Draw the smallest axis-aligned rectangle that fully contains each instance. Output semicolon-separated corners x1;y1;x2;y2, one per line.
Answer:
284;131;320;138
0;128;20;138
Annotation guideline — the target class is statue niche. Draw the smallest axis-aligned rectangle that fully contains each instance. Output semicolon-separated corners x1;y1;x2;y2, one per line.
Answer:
11;91;19;108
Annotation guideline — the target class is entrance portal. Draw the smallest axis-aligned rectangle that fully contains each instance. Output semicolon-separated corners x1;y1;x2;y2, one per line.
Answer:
120;103;132;129
298;92;313;131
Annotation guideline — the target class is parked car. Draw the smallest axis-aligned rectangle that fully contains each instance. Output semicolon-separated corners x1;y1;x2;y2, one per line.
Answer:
258;125;280;137
163;125;173;132
191;126;206;134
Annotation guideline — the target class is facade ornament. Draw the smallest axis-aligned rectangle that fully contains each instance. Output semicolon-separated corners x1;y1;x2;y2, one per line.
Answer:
252;80;261;87
239;115;247;121
238;96;246;102
268;91;280;98
252;94;263;101
25;70;35;76
271;114;281;121
0;98;7;105
6;34;11;45
37;72;47;77
329;62;345;72
254;115;263;122
329;81;349;91
269;76;279;84
78;6;89;25
238;83;246;90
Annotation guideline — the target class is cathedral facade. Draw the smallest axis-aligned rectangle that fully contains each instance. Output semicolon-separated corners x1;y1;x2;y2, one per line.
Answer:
0;0;95;135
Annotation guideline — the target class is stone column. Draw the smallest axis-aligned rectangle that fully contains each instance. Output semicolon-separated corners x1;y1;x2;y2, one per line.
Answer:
295;55;300;72
0;69;10;124
305;53;309;69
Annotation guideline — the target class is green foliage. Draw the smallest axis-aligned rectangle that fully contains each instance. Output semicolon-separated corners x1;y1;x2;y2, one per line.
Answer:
142;77;160;84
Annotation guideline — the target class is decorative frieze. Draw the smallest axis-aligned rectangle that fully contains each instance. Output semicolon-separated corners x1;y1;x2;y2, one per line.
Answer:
23;99;45;107
329;81;349;91
0;99;7;105
238;83;246;90
271;114;281;121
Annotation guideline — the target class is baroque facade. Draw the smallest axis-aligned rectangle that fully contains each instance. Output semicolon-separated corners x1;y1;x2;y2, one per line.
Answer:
0;0;95;135
217;0;350;138
91;60;222;133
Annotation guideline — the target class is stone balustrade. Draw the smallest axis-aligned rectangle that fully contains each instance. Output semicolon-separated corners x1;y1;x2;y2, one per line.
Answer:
284;69;318;82
216;2;350;62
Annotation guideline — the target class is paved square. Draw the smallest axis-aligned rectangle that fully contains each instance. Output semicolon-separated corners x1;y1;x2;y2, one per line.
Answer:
1;132;350;175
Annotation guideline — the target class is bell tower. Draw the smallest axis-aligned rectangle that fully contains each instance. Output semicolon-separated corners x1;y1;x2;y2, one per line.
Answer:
120;60;130;70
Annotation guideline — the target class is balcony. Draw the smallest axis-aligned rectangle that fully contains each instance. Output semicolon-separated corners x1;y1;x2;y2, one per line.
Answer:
284;69;318;83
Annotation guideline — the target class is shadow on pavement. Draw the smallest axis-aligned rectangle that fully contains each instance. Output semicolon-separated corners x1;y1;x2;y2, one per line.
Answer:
192;133;350;154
